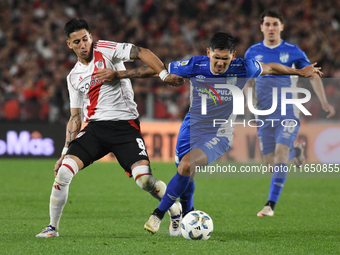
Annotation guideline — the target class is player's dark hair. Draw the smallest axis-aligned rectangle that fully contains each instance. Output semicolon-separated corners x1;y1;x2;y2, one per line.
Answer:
260;10;284;24
209;32;235;52
64;18;89;38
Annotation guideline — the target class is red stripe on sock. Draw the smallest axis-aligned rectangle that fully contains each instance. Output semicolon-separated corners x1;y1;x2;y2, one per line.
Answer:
134;173;151;182
62;164;75;175
53;184;61;190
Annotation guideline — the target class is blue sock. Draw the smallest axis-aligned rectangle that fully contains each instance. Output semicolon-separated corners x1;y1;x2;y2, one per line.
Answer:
158;172;190;216
268;163;288;203
180;180;195;213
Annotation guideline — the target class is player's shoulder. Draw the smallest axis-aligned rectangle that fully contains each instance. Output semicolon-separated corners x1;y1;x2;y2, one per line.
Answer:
172;55;208;68
248;42;263;50
281;40;302;51
245;42;264;57
188;55;209;65
67;62;82;85
229;58;261;76
93;40;118;51
231;58;258;67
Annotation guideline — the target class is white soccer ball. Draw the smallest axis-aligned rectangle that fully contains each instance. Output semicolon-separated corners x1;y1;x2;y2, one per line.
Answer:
181;210;213;240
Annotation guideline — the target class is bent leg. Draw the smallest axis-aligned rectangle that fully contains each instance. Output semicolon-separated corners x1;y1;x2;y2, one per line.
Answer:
156;148;207;219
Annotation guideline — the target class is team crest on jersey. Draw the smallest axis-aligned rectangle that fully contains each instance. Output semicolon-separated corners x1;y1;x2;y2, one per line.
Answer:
95;59;104;69
226;74;237;86
255;55;263;61
181;60;189;66
280;52;289;63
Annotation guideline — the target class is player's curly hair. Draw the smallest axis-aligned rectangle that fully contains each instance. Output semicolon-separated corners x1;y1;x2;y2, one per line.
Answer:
64;18;90;38
209;32;235;53
260;10;284;24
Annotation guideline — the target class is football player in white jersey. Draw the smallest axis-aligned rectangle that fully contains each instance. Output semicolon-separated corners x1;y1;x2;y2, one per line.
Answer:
244;10;335;217
36;18;183;237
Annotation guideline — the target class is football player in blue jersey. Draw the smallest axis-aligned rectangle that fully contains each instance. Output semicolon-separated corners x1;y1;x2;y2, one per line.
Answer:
96;32;322;234
244;10;335;217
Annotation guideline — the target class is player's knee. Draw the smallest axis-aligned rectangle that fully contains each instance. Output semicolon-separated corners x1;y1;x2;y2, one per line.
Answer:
136;174;157;191
55;158;79;185
132;165;155;191
274;150;289;163
177;160;191;176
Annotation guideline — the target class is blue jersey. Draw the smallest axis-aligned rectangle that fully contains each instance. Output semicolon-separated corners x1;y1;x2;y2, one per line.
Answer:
245;40;310;119
169;56;262;128
169;56;262;164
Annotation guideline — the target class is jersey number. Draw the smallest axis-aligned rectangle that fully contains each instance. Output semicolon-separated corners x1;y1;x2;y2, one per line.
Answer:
283;121;296;133
136;138;146;150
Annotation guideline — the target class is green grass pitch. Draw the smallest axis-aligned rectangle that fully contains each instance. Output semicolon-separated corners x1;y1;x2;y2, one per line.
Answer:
1;159;339;254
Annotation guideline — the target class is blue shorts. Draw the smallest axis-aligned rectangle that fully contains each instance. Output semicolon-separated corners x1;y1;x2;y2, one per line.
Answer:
175;116;231;167
257;118;300;155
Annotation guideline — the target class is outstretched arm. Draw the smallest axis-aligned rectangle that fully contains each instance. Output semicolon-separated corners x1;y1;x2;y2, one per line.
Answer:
94;46;184;86
309;73;335;118
260;62;323;77
94;64;184;87
118;66;158;79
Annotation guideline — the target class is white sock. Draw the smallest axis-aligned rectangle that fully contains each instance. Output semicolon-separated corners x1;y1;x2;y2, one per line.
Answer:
132;165;179;216
49;158;79;230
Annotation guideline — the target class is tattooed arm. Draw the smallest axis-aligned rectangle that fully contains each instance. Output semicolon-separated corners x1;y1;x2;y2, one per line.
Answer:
54;108;82;176
129;46;168;75
94;45;184;86
65;108;82;146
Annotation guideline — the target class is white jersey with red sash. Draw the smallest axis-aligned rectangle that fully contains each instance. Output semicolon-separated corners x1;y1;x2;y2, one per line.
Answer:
67;40;138;122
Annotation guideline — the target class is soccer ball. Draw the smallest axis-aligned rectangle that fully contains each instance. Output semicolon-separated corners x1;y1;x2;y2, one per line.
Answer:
181;210;213;240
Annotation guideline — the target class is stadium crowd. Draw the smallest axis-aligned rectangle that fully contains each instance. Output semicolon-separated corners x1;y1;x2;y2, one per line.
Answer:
0;0;339;123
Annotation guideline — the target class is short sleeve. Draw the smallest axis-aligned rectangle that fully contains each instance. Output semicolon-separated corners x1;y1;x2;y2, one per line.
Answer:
67;75;83;108
294;47;311;69
168;58;193;78
244;59;263;78
94;40;134;62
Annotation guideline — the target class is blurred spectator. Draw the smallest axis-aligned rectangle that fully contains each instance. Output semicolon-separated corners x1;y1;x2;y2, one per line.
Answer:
0;0;339;123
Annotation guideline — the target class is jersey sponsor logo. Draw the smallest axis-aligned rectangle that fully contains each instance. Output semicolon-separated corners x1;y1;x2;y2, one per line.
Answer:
196;75;206;79
196;75;206;82
255;55;263;61
181;60;189;66
280;52;289;63
198;83;223;108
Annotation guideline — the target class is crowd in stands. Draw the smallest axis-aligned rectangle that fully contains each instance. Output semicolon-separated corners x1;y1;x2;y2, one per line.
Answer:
0;0;339;123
